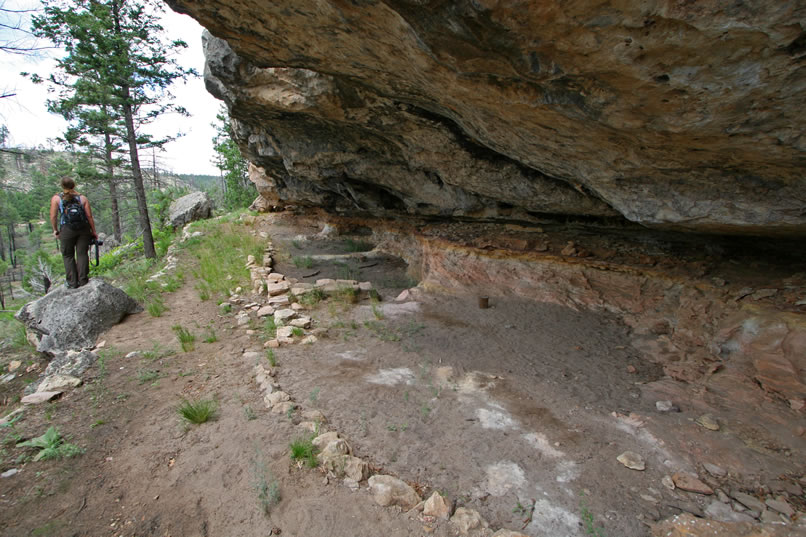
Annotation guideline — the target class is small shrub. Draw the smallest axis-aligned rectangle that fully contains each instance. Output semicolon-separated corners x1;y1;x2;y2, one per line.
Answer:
291;327;304;338
292;256;314;269
172;325;196;352
203;326;217;343
16;426;83;461
265;349;277;367
136;369;160;385
177;398;218;425
147;296;166;317
343;238;373;252
298;288;326;307
289;435;318;468
263;318;277;339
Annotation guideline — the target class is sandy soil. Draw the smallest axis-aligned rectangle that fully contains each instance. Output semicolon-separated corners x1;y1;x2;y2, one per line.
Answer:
0;214;803;537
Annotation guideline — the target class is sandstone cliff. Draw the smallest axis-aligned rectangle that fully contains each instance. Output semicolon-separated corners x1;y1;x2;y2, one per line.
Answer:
167;0;806;236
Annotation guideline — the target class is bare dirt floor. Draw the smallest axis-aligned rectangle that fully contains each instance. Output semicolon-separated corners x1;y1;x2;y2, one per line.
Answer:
1;213;804;537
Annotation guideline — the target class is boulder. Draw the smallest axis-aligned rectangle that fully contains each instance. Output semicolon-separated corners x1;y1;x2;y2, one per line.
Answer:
15;279;141;355
167;191;213;229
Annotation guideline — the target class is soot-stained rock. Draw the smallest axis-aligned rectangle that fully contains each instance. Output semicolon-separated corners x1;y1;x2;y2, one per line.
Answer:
15;279;141;355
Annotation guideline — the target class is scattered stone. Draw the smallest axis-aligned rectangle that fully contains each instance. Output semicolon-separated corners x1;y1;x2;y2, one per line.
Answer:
37;374;81;392
617;451;646;471
770;479;803;497
344;478;360;491
655;400;680;412
731;491;766;513
265;391;290;406
266;273;284;282
765;498;794;518
276;326;294;339
289;317;311;328
423;492;451;519
267;281;291;296
301;335;318;345
257;306;275;317
319;438;351;459
243;351;263;362
491;531;529;537
672;473;714;495
298;421;318;433
274;309;297;323
704;501;756;523
236;311;250;326
7;360;21;372
21;391;61;404
626;364;637;374
246;254;256;266
301;410;327;424
312;432;340;450
640;494;660;504
291;303;305;311
695;414;720;431
450;507;487;534
1;469;18;478
218;302;232;313
0;373;16;383
662;475;676;490
322;454;368;481
651;512;800;537
703;463;727;478
124;351;142;359
395;290;411;302
271;401;296;414
716;489;730;504
368;475;421;509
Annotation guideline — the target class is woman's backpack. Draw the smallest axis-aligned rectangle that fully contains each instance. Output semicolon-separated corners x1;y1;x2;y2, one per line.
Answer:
59;194;89;230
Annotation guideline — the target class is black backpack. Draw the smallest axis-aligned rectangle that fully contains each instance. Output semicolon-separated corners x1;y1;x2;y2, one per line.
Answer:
59;194;89;230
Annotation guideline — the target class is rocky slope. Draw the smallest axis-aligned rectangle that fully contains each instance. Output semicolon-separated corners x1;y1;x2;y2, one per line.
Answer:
167;0;806;235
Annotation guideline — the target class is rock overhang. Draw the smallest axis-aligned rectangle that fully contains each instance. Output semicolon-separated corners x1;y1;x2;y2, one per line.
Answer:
168;0;806;236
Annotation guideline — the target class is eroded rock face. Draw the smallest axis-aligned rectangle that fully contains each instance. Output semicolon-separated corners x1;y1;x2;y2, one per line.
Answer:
167;0;806;235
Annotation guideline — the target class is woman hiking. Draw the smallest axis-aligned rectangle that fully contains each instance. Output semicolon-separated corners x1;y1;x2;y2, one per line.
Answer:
49;177;98;289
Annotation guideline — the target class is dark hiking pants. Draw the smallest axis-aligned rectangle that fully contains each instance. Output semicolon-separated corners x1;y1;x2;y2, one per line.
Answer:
59;224;92;288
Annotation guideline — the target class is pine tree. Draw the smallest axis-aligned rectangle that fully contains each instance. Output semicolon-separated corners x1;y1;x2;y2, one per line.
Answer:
212;106;254;210
30;0;195;257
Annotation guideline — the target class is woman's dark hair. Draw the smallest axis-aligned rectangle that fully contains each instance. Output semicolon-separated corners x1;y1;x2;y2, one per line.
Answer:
60;177;77;202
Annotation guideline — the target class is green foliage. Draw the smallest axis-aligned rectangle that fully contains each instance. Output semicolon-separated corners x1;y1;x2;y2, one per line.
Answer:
172;324;195;352
203;326;217;343
177;398;218;425
265;349;276;367
16;426;83;461
183;221;264;299
298;288;326;307
289;436;318;468
292;256;314;269
212;106;254;210
263;317;277;340
146;295;166;317
136;369;159;384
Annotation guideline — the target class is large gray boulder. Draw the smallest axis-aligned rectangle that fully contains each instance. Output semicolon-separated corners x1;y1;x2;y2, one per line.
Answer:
168;191;213;229
15;279;142;355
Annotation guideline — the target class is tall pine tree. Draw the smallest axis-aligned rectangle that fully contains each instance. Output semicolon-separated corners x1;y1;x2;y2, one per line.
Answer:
30;0;195;257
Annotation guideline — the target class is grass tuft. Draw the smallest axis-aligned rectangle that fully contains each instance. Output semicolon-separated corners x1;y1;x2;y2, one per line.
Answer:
172;325;196;352
177;398;218;425
292;256;314;269
146;296;167;317
289;435;318;468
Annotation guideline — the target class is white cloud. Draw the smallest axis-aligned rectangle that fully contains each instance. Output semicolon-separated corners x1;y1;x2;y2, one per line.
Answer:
0;2;223;176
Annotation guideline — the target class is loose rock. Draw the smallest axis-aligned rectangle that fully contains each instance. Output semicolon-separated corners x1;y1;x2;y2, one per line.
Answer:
695;414;720;431
36;374;81;392
661;475;676;490
655;400;680;413
423;492;451;519
21;391;61;404
703;463;727;478
492;531;529;537
450;507;487;534
368;475;421;509
765;498;794;518
617;451;646;471
731;491;766;513
672;473;713;495
704;501;756;523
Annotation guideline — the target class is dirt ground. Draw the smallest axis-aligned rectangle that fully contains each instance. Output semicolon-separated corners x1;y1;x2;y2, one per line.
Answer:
0;214;803;537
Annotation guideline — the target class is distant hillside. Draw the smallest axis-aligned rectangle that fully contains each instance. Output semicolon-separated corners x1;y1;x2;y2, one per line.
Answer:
0;147;214;192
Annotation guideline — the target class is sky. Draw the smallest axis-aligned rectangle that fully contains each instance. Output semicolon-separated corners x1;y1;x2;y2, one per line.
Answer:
0;0;223;176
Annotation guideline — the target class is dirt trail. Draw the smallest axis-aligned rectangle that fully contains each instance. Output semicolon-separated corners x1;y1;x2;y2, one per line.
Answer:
1;214;803;537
